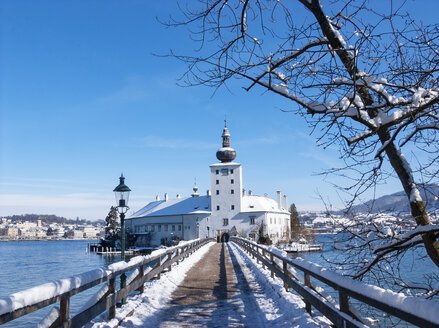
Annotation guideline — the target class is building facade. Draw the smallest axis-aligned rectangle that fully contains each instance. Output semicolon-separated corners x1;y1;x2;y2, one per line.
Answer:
127;124;290;246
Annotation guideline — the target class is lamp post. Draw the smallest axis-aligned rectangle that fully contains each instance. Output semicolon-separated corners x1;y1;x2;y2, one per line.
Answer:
113;174;131;304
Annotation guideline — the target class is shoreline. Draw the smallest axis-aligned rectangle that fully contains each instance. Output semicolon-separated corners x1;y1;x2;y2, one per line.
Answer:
0;238;100;243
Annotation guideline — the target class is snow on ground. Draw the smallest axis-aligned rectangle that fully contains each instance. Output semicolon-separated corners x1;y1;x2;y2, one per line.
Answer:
88;241;216;328
227;242;331;327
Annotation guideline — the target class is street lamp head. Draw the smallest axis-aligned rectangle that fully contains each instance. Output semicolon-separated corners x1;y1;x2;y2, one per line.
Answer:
114;173;131;212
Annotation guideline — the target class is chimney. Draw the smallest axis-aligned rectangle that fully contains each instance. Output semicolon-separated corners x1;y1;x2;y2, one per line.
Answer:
156;195;160;201
276;190;282;209
242;188;246;196
164;193;168;201
283;195;288;210
207;190;211;197
176;194;181;199
248;190;253;196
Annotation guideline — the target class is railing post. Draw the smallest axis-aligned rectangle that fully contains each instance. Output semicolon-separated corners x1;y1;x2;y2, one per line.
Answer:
137;265;145;294
109;277;116;319
304;273;312;315
120;273;126;305
282;260;288;291
176;248;180;265
60;297;70;325
270;254;274;279
339;290;349;314
156;256;162;279
167;253;172;271
256;247;260;264
262;250;266;269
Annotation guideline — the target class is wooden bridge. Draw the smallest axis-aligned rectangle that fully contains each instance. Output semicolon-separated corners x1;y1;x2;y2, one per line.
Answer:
0;238;438;327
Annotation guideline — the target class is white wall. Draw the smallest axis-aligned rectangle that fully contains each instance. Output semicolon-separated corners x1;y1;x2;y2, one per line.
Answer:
127;213;209;246
209;162;242;238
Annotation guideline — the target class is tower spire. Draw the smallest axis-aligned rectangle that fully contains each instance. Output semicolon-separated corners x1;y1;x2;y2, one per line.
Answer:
216;122;236;162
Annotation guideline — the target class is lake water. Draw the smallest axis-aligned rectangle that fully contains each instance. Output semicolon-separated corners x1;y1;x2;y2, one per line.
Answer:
0;240;125;327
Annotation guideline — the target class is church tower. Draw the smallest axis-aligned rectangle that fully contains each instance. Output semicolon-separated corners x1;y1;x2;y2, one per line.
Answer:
209;122;243;238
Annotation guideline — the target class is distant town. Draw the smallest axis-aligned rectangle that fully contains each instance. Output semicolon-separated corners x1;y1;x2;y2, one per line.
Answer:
0;215;105;241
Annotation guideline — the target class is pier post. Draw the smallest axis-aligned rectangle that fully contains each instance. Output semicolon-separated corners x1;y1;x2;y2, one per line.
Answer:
339;290;349;314
137;265;145;294
304;273;312;315
167;253;172;271
270;254;274;279
156;256;162;279
109;278;116;319
282;260;288;291
262;249;265;269
60;297;70;325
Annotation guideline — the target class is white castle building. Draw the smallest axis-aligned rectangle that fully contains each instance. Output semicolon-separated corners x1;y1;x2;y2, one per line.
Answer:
127;124;290;245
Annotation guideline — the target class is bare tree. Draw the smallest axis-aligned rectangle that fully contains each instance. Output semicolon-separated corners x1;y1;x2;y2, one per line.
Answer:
164;0;439;282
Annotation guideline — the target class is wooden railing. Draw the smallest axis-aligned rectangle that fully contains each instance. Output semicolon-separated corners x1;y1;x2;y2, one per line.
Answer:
0;238;215;328
231;237;439;328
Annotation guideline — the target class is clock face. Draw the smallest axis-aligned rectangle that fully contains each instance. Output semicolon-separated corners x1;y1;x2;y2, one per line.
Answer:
221;168;229;176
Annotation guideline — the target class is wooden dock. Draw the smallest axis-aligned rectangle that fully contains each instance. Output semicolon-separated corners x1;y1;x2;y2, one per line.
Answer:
96;249;140;255
89;244;140;255
283;244;322;253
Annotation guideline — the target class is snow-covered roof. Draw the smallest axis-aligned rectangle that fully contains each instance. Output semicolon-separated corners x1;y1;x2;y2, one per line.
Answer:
128;196;211;219
241;195;289;214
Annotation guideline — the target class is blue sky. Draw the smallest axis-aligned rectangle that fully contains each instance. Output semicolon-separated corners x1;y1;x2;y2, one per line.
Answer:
1;0;437;220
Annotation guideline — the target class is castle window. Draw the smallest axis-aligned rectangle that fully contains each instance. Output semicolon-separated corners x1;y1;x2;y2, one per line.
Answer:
164;225;168;231
223;218;229;226
178;225;182;231
216;190;219;195
221;168;228;176
216;205;220;210
231;205;235;210
151;225;155;232
231;189;234;194
158;225;161;232
250;216;255;225
216;180;219;184
231;179;234;184
172;225;176;231
216;170;219;174
231;169;234;174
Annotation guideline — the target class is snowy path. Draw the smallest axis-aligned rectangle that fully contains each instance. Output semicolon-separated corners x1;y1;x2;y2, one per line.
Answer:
108;242;329;328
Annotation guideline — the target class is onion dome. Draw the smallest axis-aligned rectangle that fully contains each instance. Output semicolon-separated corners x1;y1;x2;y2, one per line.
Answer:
216;120;236;162
191;183;200;197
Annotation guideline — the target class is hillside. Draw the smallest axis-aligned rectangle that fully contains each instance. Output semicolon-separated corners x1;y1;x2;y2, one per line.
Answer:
348;184;439;214
3;214;103;226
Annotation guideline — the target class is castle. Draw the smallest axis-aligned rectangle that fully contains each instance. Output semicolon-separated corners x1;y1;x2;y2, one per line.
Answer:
127;123;290;245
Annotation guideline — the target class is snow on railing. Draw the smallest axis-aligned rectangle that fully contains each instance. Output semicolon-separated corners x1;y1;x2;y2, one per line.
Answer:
231;237;439;328
0;238;215;327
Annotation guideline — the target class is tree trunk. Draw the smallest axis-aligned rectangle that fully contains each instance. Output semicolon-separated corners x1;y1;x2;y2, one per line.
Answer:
304;0;439;268
378;130;439;267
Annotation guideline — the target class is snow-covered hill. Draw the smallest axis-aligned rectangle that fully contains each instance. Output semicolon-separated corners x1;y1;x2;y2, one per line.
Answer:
296;185;438;232
349;184;439;214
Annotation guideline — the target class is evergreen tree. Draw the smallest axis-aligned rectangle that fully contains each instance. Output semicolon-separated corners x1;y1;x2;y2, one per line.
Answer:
289;204;301;239
105;206;119;238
